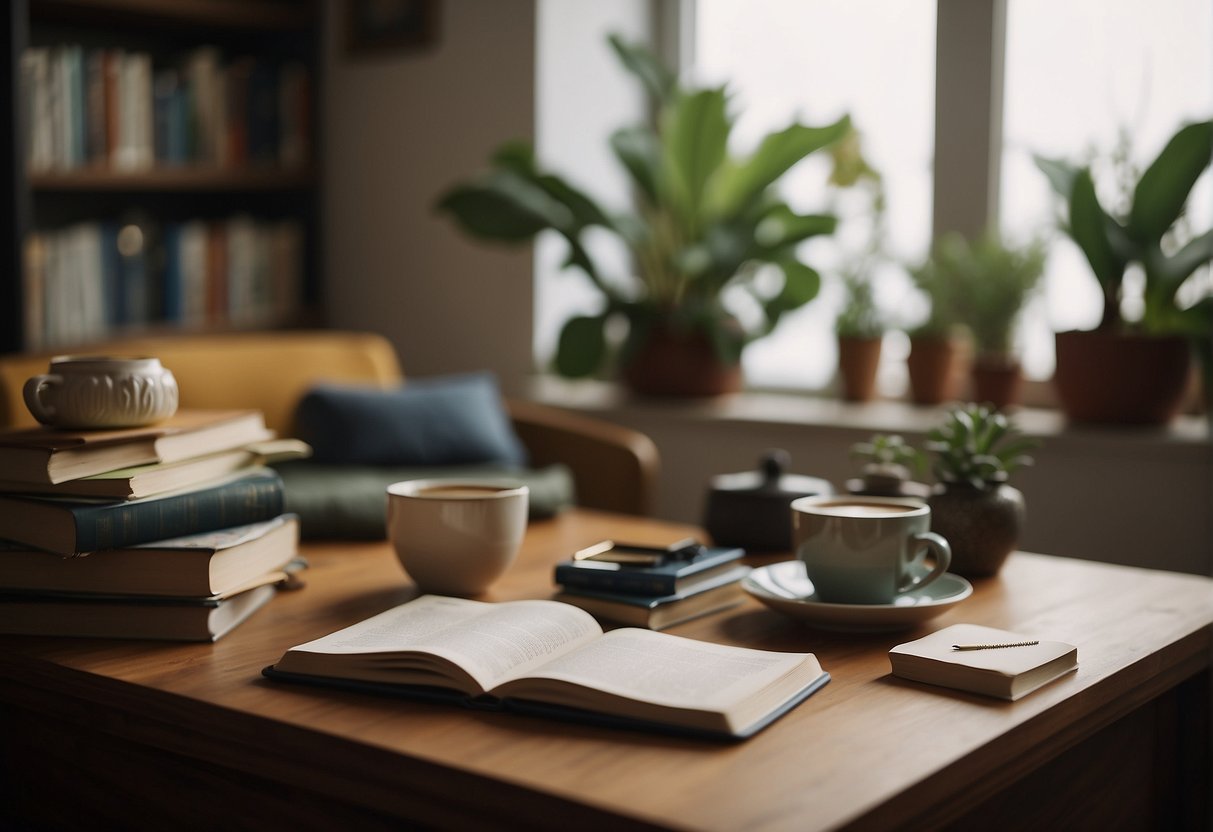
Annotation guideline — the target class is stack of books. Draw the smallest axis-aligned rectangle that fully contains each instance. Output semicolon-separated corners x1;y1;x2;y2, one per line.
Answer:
0;409;307;641
552;544;750;630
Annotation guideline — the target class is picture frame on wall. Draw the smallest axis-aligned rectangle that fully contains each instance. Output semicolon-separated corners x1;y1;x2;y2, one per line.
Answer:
346;0;440;56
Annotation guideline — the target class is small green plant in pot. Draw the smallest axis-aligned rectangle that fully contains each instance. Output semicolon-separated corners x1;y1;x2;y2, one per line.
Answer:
834;265;886;402
946;230;1047;410
436;35;854;396
847;433;928;498
1035;119;1213;424
905;245;968;406
924;403;1037;577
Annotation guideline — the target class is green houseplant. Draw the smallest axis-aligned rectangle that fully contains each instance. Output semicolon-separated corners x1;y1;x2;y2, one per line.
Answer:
1035;119;1213;424
847;433;928;498
834;263;886;402
924;403;1036;577
919;231;1046;410
905;243;968;406
436;35;853;396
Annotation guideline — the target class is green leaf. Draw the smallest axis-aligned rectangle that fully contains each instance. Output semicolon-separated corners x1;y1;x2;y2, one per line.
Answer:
661;88;732;228
554;314;609;378
1129;120;1213;244
490;141;536;174
768;259;821;313
1033;154;1080;199
710;116;851;218
1069;169;1127;291
610;126;662;204
1156;229;1213;285
436;175;567;241
533;173;612;230
754;206;837;249
608;34;677;106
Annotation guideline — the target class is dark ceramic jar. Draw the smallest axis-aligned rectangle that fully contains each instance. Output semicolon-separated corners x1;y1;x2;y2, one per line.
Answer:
704;450;833;553
926;482;1025;577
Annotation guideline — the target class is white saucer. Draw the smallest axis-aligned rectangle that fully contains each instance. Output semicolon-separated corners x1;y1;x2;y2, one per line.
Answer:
742;561;973;632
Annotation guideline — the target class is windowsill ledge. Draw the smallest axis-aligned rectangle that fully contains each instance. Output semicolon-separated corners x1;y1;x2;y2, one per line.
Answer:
528;376;1211;457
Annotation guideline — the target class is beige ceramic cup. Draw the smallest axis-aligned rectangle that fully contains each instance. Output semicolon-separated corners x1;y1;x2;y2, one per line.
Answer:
386;480;529;596
23;356;179;429
791;495;951;605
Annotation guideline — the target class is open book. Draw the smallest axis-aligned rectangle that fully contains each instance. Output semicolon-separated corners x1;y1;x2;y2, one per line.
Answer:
265;595;829;739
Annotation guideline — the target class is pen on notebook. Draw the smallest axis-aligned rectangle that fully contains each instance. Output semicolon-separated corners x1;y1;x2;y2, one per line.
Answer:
952;640;1040;651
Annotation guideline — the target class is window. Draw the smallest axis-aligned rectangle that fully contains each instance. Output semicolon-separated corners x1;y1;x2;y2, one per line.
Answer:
694;0;936;390
533;1;1213;391
1001;0;1213;378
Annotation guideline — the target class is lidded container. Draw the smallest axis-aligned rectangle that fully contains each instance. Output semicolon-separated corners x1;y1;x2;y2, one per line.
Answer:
703;450;833;552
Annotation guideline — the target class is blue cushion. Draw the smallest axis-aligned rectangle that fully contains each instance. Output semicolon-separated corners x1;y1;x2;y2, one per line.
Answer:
294;373;528;467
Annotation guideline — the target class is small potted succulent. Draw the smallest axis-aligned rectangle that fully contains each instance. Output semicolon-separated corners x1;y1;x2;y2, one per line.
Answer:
846;433;929;499
923;403;1037;577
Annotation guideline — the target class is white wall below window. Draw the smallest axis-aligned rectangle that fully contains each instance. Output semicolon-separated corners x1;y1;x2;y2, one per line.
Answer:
532;378;1213;577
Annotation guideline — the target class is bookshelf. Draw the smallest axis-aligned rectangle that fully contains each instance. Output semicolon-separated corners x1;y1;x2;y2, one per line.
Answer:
1;0;323;354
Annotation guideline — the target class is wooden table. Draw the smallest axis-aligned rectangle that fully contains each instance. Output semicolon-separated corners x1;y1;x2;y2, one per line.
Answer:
1;509;1211;830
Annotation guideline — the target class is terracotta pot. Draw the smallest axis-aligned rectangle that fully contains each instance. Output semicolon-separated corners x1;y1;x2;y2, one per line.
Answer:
906;336;963;405
927;482;1025;577
1053;330;1191;425
837;335;882;402
621;323;742;398
971;357;1023;411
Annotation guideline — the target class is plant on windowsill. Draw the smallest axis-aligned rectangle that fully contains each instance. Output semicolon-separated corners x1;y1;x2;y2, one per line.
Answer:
832;135;888;403
846;433;929;499
834;264;886;402
923;403;1037;577
435;35;856;397
1035;119;1213;425
905;244;968;406
925;231;1047;411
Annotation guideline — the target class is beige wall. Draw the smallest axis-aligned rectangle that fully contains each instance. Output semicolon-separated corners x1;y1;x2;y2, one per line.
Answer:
323;0;537;395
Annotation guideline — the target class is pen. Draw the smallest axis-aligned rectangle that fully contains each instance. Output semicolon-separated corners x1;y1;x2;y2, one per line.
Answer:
952;640;1040;651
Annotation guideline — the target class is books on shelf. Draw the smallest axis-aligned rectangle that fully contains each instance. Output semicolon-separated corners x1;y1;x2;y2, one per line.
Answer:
888;624;1079;701
0;467;285;555
22;44;311;174
23;217;304;350
0;514;300;597
554;565;750;630
0;409;273;484
553;546;746;596
0;580;284;642
265;594;829;739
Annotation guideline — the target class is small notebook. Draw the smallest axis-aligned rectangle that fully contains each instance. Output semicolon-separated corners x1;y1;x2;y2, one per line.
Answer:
888;623;1078;701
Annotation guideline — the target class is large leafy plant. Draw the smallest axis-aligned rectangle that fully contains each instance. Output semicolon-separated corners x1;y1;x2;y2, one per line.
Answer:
436;35;852;378
1035;119;1213;337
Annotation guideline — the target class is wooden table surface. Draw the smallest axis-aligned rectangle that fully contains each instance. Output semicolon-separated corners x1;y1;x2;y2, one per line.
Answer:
2;508;1212;830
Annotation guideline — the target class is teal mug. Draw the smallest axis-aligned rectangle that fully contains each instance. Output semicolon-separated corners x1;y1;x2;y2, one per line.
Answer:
790;495;951;605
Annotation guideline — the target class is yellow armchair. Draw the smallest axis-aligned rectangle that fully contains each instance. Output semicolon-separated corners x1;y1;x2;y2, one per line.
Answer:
0;331;658;516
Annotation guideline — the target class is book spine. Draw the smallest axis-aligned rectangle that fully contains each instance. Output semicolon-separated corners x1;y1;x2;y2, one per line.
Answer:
554;566;676;596
72;472;284;553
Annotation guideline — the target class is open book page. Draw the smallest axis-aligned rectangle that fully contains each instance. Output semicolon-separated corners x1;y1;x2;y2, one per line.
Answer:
280;595;604;694
494;628;821;730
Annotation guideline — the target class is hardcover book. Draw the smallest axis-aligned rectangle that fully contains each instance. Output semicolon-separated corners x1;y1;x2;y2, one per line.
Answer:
0;580;282;642
265;594;829;740
0;467;285;554
888;623;1078;701
0;438;308;500
0;514;299;597
553;565;750;630
0;409;274;484
553;546;745;596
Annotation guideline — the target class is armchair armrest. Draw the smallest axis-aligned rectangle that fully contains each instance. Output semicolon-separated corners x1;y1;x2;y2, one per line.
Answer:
506;399;659;516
